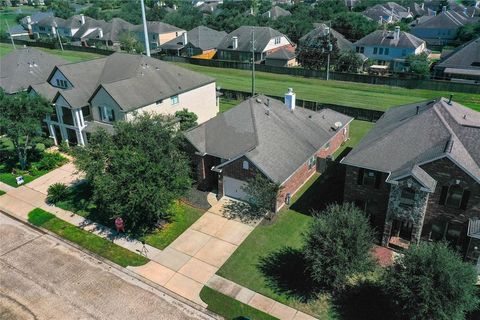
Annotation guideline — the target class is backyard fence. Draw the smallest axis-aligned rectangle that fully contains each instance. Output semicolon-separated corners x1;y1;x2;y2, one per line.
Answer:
1;39;114;55
220;88;385;123
161;55;480;94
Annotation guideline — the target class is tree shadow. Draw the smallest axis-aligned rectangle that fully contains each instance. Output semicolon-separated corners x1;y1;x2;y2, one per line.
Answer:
257;247;318;302
334;281;395;320
222;200;265;224
290;163;346;216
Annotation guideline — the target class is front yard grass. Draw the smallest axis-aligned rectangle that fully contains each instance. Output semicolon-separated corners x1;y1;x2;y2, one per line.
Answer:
200;286;278;320
28;208;149;267
55;183;204;250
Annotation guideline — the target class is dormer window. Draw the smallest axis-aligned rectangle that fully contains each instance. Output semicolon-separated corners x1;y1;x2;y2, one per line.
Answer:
56;79;68;88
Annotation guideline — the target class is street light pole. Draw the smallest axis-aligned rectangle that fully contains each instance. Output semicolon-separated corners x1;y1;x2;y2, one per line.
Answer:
140;0;150;57
251;27;256;97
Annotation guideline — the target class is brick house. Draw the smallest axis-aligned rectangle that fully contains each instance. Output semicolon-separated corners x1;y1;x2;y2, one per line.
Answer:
185;93;353;212
340;97;480;262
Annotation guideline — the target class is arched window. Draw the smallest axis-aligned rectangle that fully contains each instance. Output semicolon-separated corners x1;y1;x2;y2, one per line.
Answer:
400;187;415;207
242;160;249;170
446;185;464;208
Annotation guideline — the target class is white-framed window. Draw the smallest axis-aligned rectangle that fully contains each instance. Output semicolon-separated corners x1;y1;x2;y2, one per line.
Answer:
171;95;179;105
274;36;281;44
56;79;68;88
98;106;115;122
242;160;249;170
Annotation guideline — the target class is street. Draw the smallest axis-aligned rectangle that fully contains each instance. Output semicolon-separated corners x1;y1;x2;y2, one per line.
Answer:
0;212;216;320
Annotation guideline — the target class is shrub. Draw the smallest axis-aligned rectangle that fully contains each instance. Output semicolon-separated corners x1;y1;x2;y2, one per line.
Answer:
36;152;66;171
47;183;69;204
58;141;70;154
35;143;46;153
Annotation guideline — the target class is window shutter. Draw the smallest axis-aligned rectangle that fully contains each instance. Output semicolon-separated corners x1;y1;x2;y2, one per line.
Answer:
460;190;470;210
439;186;448;205
98;107;103;121
357;168;364;185
374;172;382;189
111;110;115;122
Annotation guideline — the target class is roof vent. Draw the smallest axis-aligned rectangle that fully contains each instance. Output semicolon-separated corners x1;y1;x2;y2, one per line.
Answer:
284;88;295;111
416;106;420;115
463;114;467;120
447;94;453;105
256;97;262;104
334;121;343;129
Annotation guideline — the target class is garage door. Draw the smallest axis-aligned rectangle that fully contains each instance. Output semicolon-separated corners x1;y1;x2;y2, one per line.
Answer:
223;176;249;201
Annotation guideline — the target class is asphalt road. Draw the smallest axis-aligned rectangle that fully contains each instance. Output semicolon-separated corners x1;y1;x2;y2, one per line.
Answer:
0;212;216;320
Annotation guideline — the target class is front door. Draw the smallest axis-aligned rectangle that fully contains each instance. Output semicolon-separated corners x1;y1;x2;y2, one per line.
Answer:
389;219;413;249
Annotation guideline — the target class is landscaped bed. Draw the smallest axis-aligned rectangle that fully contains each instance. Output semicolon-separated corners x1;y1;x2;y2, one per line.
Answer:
200;286;278;320
28;208;149;267
53;182;204;250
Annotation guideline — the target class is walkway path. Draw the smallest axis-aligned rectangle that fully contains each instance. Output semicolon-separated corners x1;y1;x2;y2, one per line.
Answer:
0;164;318;319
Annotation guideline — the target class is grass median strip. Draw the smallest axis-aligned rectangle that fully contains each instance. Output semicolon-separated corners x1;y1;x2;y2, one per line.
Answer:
28;208;149;267
200;286;278;320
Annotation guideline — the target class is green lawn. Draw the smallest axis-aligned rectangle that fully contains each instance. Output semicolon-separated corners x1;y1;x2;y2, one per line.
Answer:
28;208;149;267
55;183;204;250
175;63;480;112
219;98;241;113
334;120;374;159
200;286;278;320
0;43;103;62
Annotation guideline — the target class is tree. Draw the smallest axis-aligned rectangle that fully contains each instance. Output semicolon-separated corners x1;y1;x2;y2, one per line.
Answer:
296;31;340;70
0;90;52;170
336;49;364;73
241;174;281;214
73;113;191;234
311;0;347;21
456;22;480;42
163;3;204;31
406;52;430;76
331;12;378;42
119;32;144;53
174;109;198;131
303;203;376;291
384;242;479;320
49;0;75;19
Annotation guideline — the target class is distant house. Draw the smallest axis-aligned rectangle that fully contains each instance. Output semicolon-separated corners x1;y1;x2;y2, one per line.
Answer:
30;53;218;146
341;97;480;261
132;21;185;49
0;48;67;94
411;9;479;45
265;47;297;67
159;26;226;57
185;93;353;211
261;6;291;20
354;27;426;69
434;37;480;83
216;26;295;62
32;14;91;38
362;3;413;24
72;18;134;49
300;23;366;55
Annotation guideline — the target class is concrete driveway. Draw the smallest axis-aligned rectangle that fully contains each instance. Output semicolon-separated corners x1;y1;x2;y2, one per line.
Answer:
0;212;216;320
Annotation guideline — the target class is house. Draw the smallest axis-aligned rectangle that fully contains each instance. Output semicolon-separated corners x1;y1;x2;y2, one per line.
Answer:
0;47;67;94
132;21;185;49
29;52;218;146
216;26;295;62
341;97;480;258
411;8;479;45
72;18;134;49
159;26;226;57
434;37;480;83
265;47;297;67
261;6;291;20
185;92;353;211
362;3;413;24
32;14;91;38
354;27;426;69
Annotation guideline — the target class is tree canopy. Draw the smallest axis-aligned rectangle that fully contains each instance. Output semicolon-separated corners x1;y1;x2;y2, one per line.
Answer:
406;52;430;76
119;32;144;53
73;113;192;234
384;242;479;320
296;31;340;70
336;50;364;73
0;90;52;170
174;109;198;131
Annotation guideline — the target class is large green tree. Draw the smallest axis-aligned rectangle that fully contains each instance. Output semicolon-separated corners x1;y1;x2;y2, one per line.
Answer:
406;52;430;76
49;0;75;19
336;49;364;72
119;32;144;53
73;114;191;234
456;22;480;42
384;242;479;320
174;109;198;131
0;90;52;170
296;31;340;70
241;174;281;214
303;203;376;291
331;12;378;42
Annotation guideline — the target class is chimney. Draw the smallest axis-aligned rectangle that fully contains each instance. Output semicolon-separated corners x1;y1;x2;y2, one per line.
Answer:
232;36;238;49
463;7;467;15
98;27;103;38
250;7;254;15
394;26;400;40
421;3;424;10
26;15;32;33
284;88;296;111
173;4;177;10
80;14;85;25
325;26;330;35
379;15;383;23
182;32;188;45
448;94;453;105
442;5;447;12
268;11;271;18
51;25;57;36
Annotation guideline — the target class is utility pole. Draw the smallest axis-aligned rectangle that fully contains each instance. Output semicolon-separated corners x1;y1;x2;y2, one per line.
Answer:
140;0;150;56
326;24;332;81
5;20;15;50
54;22;64;52
251;27;256;97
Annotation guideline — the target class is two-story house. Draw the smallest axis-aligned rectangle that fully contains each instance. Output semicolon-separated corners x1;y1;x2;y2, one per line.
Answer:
32;14;90;38
354;27;426;69
216;26;295;63
159;26;227;57
185;92;353;211
132;21;185;50
341;97;480;261
29;52;218;146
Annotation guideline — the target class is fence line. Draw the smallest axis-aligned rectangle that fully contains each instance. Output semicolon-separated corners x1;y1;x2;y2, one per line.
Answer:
219;88;385;123
1;39;114;55
161;55;480;94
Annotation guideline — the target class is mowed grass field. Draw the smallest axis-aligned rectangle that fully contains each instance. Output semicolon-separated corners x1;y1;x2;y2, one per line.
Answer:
176;63;480;112
0;43;103;62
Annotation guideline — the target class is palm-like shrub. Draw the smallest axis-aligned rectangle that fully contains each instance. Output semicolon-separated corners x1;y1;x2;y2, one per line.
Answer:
47;183;69;204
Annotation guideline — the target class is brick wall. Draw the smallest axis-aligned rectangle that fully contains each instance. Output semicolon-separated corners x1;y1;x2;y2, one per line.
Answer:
222;156;258;181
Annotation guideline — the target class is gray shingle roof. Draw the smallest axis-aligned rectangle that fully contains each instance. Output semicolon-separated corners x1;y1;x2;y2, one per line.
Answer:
301;23;355;52
34;52;214;111
185;95;353;184
0;48;68;94
412;10;478;29
160;26;227;51
132;21;184;34
261;6;291;20
436;37;480;71
354;30;425;49
342;98;480;184
217;26;291;53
